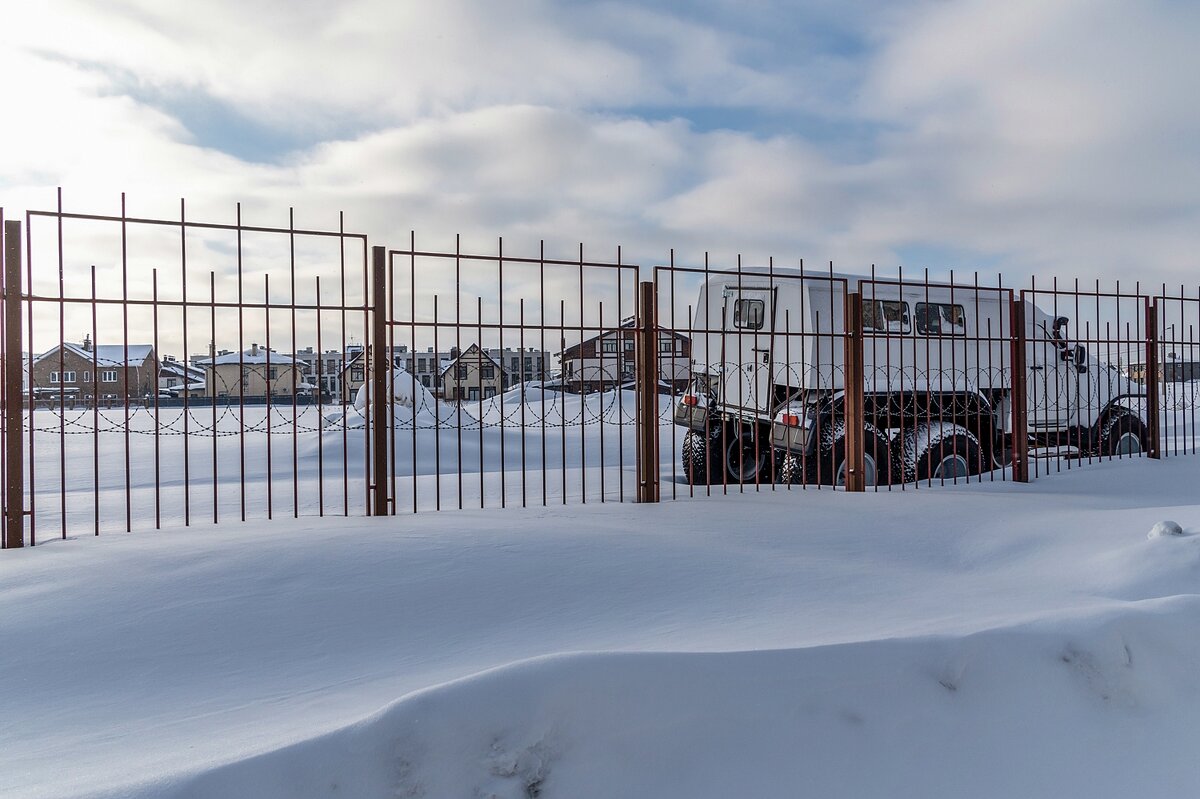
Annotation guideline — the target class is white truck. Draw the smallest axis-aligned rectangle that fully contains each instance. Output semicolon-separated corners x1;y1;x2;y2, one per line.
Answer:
672;269;1150;486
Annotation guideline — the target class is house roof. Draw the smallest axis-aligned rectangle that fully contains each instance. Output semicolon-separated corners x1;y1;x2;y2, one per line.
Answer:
198;348;299;366
439;345;505;377
35;342;155;367
559;326;690;360
159;360;205;380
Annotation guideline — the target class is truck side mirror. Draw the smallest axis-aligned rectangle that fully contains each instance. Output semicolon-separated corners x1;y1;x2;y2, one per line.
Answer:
1051;316;1069;341
1073;344;1088;373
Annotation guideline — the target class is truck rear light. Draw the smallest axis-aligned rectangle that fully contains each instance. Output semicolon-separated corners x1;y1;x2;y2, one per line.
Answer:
780;413;801;427
681;394;699;407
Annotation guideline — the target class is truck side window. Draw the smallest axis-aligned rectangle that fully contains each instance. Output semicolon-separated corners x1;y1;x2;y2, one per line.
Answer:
862;299;910;333
733;298;765;330
915;302;966;335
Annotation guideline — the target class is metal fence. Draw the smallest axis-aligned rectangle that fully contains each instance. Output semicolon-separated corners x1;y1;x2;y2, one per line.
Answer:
2;194;1197;548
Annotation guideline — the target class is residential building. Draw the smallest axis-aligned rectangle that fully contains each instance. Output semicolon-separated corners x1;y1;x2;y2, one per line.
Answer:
557;321;691;392
199;344;306;398
158;356;206;396
439;344;506;401
31;336;158;402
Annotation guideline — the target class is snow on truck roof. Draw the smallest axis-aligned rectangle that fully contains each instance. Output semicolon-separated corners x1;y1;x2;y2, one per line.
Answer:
694;267;992;291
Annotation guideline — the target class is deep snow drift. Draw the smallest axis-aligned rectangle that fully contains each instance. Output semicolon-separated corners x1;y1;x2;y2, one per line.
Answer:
4;457;1200;798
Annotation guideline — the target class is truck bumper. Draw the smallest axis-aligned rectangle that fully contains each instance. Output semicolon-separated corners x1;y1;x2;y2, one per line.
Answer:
770;422;810;454
674;403;709;431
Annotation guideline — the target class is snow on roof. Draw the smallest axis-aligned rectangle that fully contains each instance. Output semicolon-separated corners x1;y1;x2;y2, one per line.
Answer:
198;348;299;366
35;342;154;367
160;360;205;379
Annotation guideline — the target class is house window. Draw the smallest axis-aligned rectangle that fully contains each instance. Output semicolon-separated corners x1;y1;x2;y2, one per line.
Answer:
658;338;674;353
733;298;766;330
915;303;966;336
83;371;92;383
62;371;76;383
101;370;118;383
268;367;278;379
482;366;495;379
49;371;59;383
351;368;364;382
456;365;468;379
863;299;911;333
421;375;431;387
624;338;634;351
601;339;618;354
242;367;252;384
468;387;480;401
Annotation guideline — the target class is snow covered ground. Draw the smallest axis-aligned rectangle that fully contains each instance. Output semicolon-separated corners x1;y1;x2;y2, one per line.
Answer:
4;452;1200;798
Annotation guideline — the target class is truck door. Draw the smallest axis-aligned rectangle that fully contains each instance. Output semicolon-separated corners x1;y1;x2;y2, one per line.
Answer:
1027;329;1076;430
721;286;775;414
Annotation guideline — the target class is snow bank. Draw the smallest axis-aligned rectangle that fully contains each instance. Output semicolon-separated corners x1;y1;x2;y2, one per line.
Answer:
165;604;1200;799
6;456;1200;798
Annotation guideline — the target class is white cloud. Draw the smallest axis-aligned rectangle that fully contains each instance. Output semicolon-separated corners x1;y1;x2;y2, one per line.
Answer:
1;0;1199;293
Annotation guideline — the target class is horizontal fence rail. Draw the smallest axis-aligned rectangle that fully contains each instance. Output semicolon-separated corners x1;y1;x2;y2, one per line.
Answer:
2;192;1198;547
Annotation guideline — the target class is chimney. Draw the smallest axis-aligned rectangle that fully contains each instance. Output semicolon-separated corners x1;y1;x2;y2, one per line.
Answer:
251;343;260;357
82;333;92;352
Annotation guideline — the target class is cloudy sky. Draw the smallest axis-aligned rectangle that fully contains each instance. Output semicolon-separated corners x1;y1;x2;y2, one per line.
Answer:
4;0;1200;288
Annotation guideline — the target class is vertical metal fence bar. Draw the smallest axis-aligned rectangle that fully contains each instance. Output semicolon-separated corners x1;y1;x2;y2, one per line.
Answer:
0;212;5;545
91;266;99;535
1145;298;1161;459
24;210;36;546
316;275;325;516
120;193;131;532
289;210;299;519
56;193;66;538
636;280;660;503
152;270;161;528
370;245;389;516
236;204;247;522
3;219;24;548
1009;296;1030;482
265;275;275;519
498;239;506;509
843;290;865;492
181;198;192;526
210;271;219;524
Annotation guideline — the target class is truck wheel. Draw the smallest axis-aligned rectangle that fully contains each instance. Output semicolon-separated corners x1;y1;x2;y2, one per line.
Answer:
1096;412;1148;457
806;420;894;487
899;423;983;483
681;428;725;485
780;453;808;485
723;426;777;484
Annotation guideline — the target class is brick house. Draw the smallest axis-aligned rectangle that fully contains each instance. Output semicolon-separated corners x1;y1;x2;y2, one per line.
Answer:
31;338;157;402
557;322;691;393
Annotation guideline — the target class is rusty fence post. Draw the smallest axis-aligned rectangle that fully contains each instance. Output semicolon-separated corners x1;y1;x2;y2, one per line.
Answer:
1009;295;1030;482
842;290;865;492
3;219;24;548
370;245;390;515
1145;298;1161;459
636;281;660;503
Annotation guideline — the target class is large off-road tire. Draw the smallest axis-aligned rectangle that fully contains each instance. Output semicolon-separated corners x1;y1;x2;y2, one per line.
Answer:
798;419;894;487
1095;412;1149;458
722;424;779;485
898;423;984;483
681;428;725;485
